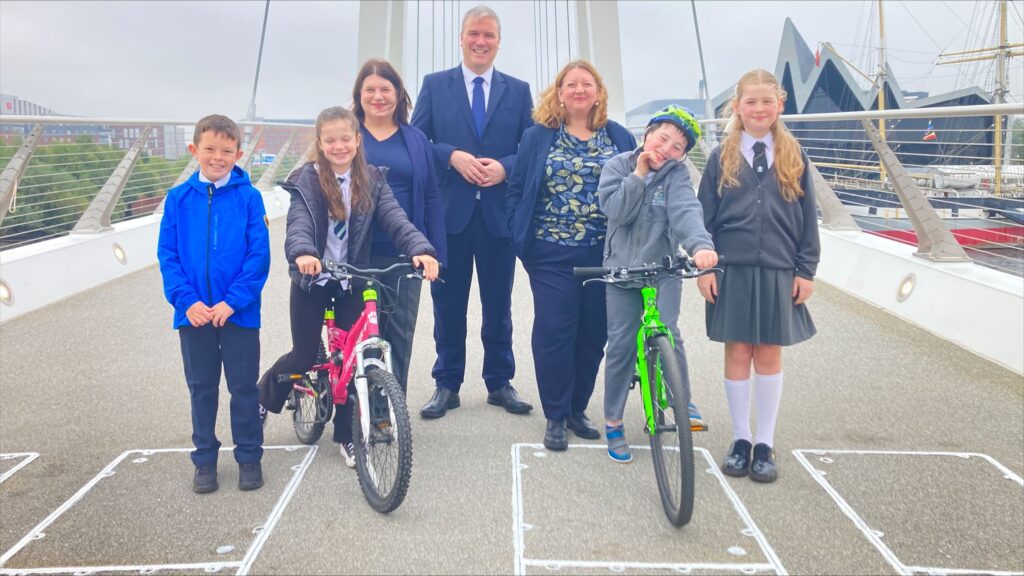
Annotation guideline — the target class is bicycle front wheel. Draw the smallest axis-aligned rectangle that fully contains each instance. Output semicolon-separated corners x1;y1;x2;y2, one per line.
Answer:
293;342;333;444
352;366;413;513
647;333;695;526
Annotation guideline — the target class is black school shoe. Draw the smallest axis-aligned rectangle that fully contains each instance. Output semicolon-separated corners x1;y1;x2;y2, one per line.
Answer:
193;465;218;494
749;443;778;483
721;439;753;478
238;462;264;491
566;412;601;439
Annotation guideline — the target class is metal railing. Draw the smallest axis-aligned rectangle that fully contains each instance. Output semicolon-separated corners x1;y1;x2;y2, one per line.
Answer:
0;116;315;249
633;103;1024;276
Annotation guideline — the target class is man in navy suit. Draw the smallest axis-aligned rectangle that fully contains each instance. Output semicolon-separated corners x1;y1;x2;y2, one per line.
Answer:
412;5;534;419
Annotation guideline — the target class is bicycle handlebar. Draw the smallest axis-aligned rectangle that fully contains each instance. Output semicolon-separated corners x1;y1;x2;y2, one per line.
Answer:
323;259;423;279
573;256;717;283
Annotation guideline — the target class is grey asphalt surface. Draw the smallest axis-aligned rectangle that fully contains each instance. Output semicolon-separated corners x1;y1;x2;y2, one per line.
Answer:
1;218;1021;575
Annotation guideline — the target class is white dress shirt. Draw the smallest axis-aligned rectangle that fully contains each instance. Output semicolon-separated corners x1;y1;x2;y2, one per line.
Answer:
197;171;231;189
741;131;775;169
317;168;352;288
461;63;494;110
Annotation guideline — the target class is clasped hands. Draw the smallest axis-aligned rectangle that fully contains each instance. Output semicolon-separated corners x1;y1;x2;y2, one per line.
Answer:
185;301;234;328
450;150;505;187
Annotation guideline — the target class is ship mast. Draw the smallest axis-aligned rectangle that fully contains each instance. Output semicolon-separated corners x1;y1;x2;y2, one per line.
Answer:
937;0;1023;196
877;0;887;182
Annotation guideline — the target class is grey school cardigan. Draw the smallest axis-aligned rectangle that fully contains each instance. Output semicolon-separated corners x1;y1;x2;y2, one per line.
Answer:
697;146;820;280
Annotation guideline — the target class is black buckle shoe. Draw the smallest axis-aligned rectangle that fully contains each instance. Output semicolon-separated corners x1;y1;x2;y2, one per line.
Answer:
543;419;568;451
238;462;264;491
420;387;460;419
193;465;218;494
487;385;533;414
749;443;778;483
721;439;753;478
567;412;601;439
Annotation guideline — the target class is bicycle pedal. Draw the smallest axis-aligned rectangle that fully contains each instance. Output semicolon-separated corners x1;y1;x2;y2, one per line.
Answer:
690;423;708;432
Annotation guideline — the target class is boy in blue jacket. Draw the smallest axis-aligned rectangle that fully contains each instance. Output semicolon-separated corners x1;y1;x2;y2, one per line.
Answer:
158;114;271;494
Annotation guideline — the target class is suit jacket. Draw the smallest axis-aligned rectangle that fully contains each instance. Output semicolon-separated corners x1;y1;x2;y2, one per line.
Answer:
506;121;637;258
411;65;534;237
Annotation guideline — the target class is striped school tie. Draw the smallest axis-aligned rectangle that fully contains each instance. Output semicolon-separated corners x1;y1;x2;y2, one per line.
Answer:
334;176;347;243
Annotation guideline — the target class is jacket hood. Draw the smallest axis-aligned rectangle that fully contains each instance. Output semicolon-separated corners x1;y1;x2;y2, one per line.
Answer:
185;165;253;194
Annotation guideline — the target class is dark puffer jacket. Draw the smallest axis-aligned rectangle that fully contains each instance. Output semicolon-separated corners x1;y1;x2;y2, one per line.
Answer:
282;161;437;291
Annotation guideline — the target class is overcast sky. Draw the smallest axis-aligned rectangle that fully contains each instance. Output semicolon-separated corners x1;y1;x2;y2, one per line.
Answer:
1;0;1021;121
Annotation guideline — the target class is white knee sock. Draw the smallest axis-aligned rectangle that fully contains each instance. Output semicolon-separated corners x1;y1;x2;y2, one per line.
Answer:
753;372;784;447
724;378;752;442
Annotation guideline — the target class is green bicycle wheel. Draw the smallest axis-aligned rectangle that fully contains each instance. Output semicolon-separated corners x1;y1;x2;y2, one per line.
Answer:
646;333;695;526
292;341;333;444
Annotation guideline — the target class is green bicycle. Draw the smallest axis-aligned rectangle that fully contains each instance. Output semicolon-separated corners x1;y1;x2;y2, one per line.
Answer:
574;256;717;526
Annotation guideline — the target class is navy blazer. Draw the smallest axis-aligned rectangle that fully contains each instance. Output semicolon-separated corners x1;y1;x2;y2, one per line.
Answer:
411;65;534;238
505;121;637;258
366;123;448;266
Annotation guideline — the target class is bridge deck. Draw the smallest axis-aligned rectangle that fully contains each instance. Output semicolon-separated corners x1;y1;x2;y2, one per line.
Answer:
1;219;1021;575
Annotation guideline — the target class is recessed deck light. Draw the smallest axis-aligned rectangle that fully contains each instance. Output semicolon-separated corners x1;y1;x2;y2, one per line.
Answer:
896;273;916;302
0;279;13;306
112;243;128;265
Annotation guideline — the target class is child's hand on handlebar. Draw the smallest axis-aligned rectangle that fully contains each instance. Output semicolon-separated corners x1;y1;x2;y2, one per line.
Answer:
692;249;718;270
412;254;440;281
295;255;322;276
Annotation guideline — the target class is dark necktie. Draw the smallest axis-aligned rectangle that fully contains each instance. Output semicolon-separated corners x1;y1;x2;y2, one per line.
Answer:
753;141;768;180
472;76;486;138
333;176;347;244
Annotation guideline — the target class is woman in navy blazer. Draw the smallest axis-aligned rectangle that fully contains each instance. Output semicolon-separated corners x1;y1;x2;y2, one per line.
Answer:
506;60;636;451
353;59;447;393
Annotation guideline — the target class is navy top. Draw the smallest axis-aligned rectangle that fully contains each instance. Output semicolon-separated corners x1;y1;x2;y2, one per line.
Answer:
533;125;618;246
363;126;416;257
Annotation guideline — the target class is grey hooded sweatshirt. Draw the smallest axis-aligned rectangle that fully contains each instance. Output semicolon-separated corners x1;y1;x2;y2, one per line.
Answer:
598;149;714;269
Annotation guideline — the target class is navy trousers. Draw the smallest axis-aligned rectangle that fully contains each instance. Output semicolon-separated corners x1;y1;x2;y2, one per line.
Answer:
179;323;262;468
431;202;516;392
522;240;607;421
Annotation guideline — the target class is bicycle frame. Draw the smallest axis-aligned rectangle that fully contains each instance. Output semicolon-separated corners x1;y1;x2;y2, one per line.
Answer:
634;284;675;437
296;285;394;409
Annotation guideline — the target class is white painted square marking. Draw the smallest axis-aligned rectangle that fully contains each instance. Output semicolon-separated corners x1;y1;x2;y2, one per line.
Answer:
0;445;316;575
511;443;787;575
794;449;1024;576
0;453;39;485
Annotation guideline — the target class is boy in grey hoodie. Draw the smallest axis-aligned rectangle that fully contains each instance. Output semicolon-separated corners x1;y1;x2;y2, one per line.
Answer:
597;105;718;463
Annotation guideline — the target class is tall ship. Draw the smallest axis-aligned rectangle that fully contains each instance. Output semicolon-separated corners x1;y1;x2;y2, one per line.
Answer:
710;1;1024;248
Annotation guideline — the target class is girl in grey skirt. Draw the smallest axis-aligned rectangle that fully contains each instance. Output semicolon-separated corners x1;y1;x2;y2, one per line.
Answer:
696;69;820;484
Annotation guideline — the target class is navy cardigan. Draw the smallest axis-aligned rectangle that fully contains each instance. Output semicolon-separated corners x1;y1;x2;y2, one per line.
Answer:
506;120;637;258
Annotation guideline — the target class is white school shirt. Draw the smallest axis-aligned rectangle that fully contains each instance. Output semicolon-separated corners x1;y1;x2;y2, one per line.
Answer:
197;171;231;189
741;131;775;169
316;168;352;288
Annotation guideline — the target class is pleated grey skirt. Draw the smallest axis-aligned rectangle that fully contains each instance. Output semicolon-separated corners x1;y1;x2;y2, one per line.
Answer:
705;265;816;346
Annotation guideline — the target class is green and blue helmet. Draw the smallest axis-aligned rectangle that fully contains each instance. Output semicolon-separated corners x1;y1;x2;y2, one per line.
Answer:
647;104;701;154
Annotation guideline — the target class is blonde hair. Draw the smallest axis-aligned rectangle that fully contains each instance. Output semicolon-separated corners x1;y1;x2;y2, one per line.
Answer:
718;69;805;202
533;60;609;130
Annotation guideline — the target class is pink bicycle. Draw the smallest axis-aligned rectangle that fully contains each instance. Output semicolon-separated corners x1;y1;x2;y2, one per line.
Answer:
279;259;420;512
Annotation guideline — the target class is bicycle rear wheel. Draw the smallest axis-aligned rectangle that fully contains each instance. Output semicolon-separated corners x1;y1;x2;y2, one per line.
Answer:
292;342;333;444
646;333;695;526
352;366;413;513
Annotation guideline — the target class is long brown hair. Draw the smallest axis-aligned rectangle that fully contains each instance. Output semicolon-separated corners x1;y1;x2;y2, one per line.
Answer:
533;60;609;130
719;69;805;202
352;58;412;125
311;107;372;220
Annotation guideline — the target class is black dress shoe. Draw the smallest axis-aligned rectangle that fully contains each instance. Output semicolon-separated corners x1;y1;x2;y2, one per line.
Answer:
749;443;778;483
721;439;753;478
420;387;460;419
543;419;568;451
566;412;601;440
487;385;533;414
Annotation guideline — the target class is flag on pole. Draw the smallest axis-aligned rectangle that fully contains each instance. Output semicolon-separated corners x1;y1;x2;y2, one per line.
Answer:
923;120;937;141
